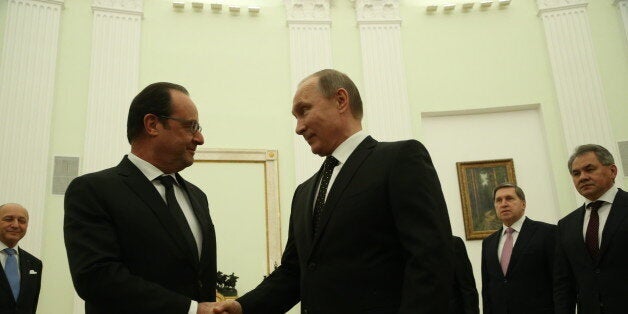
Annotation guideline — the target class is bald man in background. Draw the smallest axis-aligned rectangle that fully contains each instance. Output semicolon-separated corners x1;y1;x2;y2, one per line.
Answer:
0;203;42;314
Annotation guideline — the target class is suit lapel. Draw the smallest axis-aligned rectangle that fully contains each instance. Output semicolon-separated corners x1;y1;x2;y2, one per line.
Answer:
117;157;198;265
302;172;321;249
599;189;628;260
311;137;376;246
488;229;503;278
17;248;35;304
0;258;14;304
569;205;593;265
507;218;535;274
178;174;214;265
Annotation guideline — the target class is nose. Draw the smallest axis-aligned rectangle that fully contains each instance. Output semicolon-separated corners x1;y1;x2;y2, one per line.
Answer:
295;120;305;135
194;130;204;145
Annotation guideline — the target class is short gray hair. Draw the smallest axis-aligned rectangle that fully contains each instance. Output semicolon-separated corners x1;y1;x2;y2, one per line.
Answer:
567;144;615;172
304;69;363;119
493;183;526;201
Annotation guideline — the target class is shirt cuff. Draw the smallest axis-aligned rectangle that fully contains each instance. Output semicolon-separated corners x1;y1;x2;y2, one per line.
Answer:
188;300;198;314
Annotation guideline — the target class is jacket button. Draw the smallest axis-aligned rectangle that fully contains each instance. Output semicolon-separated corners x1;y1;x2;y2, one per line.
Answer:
198;280;203;288
595;269;601;274
308;262;316;270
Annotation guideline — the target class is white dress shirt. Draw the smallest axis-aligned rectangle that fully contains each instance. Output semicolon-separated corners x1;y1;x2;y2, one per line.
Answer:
582;187;618;246
313;130;368;206
0;243;20;277
497;215;526;260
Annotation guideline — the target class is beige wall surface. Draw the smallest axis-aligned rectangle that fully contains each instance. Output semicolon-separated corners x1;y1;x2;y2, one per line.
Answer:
0;0;626;313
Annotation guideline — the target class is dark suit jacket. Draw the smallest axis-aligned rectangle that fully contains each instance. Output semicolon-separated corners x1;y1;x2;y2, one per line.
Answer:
554;188;628;314
238;137;453;314
64;156;217;314
481;217;556;314
0;248;42;314
450;236;479;314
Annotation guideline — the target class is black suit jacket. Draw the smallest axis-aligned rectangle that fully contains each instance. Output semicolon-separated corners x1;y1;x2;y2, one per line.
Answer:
0;248;42;314
450;236;479;314
64;156;217;314
554;188;628;314
481;217;556;314
238;137;453;314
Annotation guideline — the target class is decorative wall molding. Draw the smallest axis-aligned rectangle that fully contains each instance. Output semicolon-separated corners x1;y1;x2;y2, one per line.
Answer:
285;0;331;183
356;1;413;142
194;149;282;272
615;0;628;42
355;0;400;23
284;0;331;23
536;0;587;13
0;0;64;257
536;0;625;203
92;0;143;15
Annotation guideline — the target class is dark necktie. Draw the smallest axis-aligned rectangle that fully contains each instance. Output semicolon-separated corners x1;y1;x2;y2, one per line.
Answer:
585;200;604;259
313;156;339;235
500;227;515;275
3;248;19;300
157;175;198;252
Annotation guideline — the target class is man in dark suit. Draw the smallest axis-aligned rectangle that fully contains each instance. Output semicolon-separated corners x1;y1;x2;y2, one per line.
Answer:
481;183;556;314
554;144;628;314
0;203;42;314
64;82;218;314
450;236;479;314
213;69;453;314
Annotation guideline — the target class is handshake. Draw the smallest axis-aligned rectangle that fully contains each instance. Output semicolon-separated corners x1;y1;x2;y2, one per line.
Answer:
199;300;242;314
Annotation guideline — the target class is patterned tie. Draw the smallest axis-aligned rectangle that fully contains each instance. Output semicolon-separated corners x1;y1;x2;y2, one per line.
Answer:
500;227;515;275
3;248;19;300
585;200;604;259
312;156;339;235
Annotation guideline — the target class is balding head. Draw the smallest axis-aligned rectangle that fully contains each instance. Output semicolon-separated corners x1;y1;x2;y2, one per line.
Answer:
0;203;29;248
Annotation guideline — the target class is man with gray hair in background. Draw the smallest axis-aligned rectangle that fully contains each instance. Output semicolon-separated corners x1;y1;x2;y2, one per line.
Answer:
554;144;628;314
481;183;556;314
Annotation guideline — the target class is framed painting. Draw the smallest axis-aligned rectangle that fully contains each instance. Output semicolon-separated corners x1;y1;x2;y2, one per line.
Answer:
456;159;516;240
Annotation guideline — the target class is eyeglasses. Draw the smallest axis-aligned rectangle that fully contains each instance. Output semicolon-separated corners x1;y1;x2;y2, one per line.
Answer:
156;115;202;134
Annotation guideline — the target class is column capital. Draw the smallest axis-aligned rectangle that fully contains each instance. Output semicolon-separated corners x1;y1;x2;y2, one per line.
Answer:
537;0;587;13
92;0;143;15
355;0;400;23
284;0;331;24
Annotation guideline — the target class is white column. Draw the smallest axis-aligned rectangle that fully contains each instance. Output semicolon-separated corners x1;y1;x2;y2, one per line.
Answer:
355;0;412;141
615;0;628;42
285;0;332;183
82;0;143;175
536;0;624;202
0;0;64;256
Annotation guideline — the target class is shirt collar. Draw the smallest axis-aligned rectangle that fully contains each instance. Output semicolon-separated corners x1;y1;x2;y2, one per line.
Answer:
584;186;618;208
128;153;179;184
330;130;368;165
503;215;526;235
0;242;18;254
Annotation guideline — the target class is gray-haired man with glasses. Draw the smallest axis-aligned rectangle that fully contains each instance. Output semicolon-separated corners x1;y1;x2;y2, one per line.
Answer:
64;82;219;314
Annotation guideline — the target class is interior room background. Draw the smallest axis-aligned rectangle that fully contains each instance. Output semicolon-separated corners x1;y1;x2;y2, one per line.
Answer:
1;0;627;313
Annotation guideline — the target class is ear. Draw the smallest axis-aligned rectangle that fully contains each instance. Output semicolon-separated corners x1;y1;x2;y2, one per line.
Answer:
335;88;350;114
144;114;161;137
610;164;618;180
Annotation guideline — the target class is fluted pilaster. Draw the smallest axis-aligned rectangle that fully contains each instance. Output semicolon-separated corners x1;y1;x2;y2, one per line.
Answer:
355;0;412;141
537;0;624;200
0;0;64;256
285;0;332;183
82;0;142;175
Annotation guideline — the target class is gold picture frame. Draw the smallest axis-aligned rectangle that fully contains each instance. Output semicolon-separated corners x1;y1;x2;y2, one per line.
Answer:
456;159;516;240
